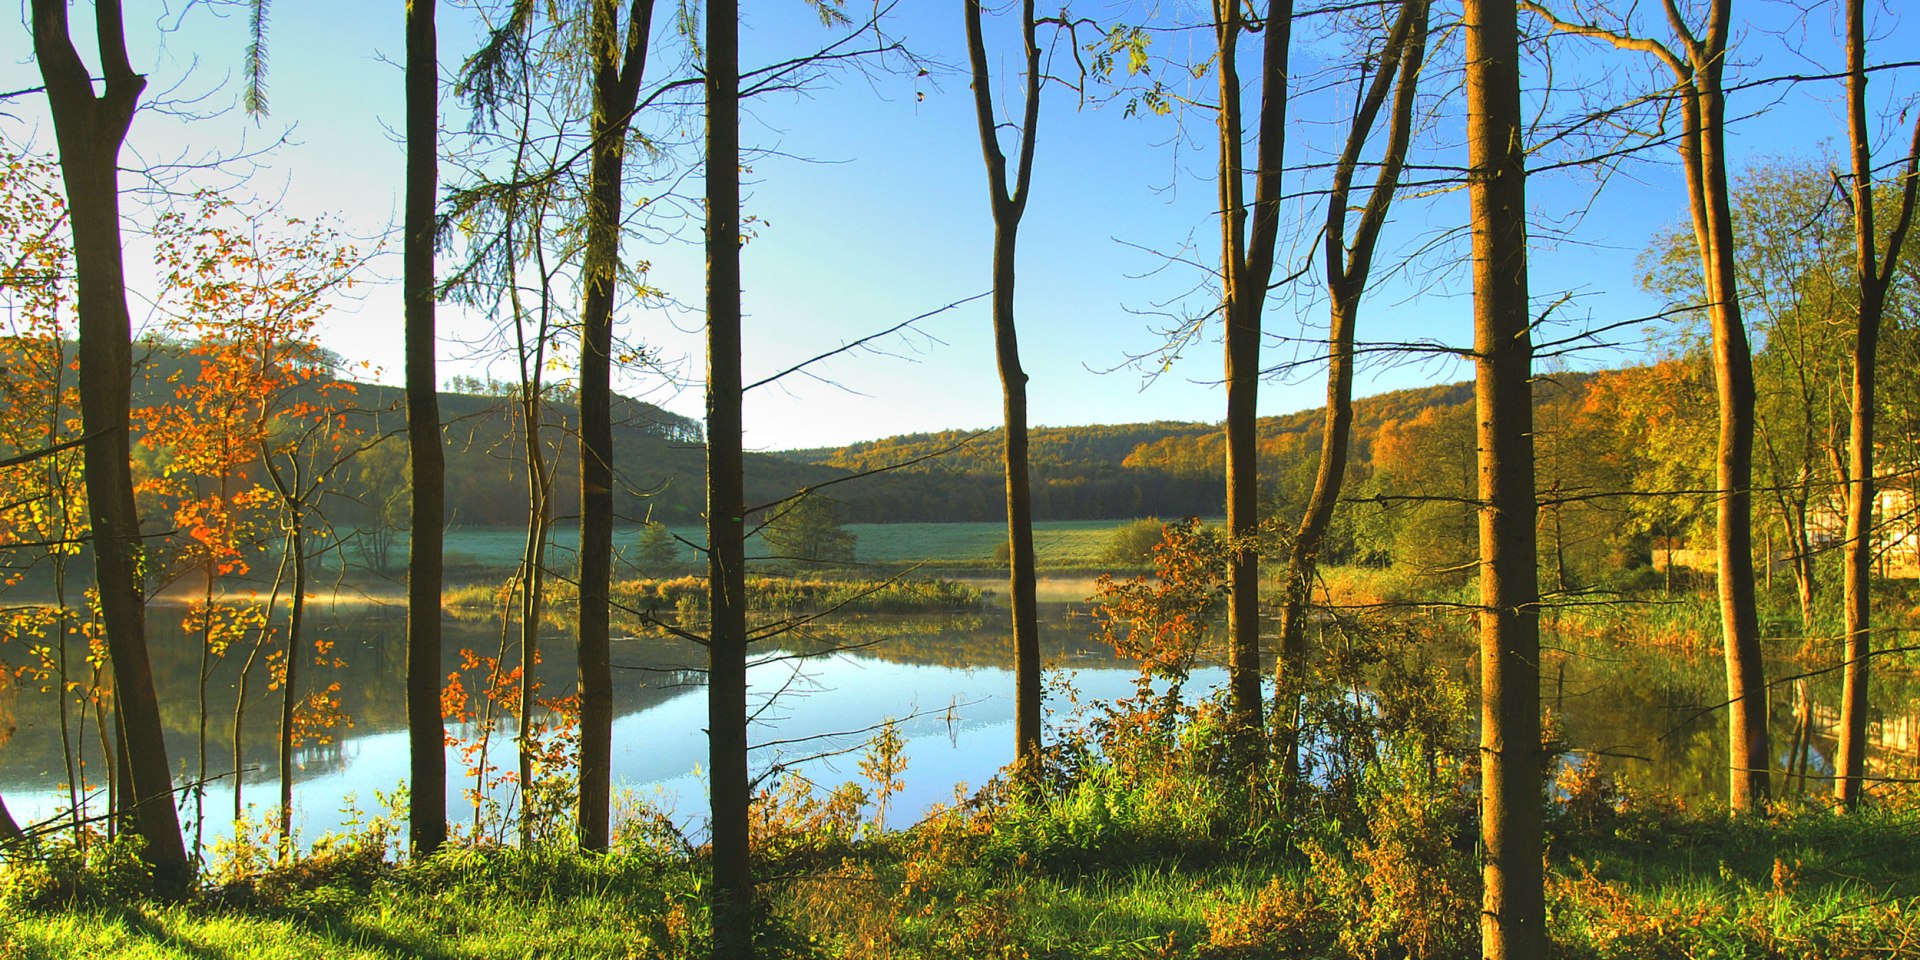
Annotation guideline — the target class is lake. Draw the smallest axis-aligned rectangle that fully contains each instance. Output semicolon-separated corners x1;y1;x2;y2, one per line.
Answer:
0;585;1904;851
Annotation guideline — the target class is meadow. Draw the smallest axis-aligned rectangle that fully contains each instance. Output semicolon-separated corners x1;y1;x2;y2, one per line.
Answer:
433;518;1176;577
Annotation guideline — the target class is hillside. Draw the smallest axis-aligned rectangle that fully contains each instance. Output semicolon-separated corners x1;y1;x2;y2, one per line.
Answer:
105;342;1589;528
111;342;855;529
772;378;1518;523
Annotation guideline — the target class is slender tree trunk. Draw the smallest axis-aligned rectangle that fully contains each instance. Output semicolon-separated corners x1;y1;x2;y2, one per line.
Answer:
964;0;1044;776
235;551;291;822
578;0;656;852
1214;0;1293;756
1695;21;1771;815
1522;0;1769;816
30;0;190;892
404;0;449;857
1275;0;1426;782
1465;0;1545;954
1835;0;1920;809
112;704;134;837
516;385;552;847
275;493;308;858
706;0;753;952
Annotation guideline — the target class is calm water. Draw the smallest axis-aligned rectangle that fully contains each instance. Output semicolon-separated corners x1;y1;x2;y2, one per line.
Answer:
0;592;1906;848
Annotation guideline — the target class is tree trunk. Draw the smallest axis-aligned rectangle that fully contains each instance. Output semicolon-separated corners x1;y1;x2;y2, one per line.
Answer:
235;552;290;823
405;0;449;857
1214;0;1293;757
0;793;25;853
1700;82;1771;815
1835;0;1920;809
277;516;307;858
30;0;190;892
578;0;656;853
1522;0;1769;817
964;0;1044;777
518;392;552;847
1464;0;1545;954
1275;0;1426;782
706;0;753;953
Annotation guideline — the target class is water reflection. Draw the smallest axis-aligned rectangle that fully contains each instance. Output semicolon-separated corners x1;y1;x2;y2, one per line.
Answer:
0;597;1912;846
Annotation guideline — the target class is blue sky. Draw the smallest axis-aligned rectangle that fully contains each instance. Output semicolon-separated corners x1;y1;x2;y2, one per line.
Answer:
4;1;1917;448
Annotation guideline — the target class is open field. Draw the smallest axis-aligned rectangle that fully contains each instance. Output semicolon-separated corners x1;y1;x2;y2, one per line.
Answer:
431;518;1193;575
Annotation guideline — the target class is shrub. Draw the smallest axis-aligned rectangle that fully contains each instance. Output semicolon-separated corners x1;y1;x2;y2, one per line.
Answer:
1;833;152;910
1102;517;1166;567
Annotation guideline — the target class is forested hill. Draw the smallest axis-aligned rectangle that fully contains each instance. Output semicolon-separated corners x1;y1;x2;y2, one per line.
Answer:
112;341;1583;528
113;345;851;529
772;378;1521;523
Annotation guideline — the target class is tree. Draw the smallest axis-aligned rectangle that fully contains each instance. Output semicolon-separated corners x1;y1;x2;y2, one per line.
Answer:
576;0;656;852
760;493;856;565
1577;359;1716;590
1645;163;1852;627
455;0;660;851
1274;0;1428;781
1835;0;1920;810
705;0;753;953
30;0;190;890
1523;0;1772;812
636;520;679;573
138;194;362;854
963;0;1047;775
405;0;449;857
1214;0;1294;755
0;148;99;842
1465;0;1544;953
449;10;575;849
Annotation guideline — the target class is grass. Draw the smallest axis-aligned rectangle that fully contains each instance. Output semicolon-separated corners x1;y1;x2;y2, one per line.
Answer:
431;518;1181;580
9;801;1914;959
844;519;1166;570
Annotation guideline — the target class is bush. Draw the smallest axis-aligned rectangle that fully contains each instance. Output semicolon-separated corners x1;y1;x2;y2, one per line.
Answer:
1;833;152;911
1102;517;1166;566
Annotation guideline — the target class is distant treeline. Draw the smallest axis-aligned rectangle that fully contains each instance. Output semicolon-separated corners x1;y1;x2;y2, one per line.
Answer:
113;345;1605;540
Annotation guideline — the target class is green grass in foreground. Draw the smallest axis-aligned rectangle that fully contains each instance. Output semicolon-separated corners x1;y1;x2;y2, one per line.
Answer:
6;793;1917;960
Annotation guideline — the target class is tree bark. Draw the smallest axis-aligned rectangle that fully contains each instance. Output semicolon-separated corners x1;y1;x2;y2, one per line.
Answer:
1464;0;1545;954
276;508;307;858
0;793;25;853
577;0;655;852
1694;23;1771;815
1214;0;1293;756
404;0;449;857
1522;0;1770;816
706;0;753;953
964;0;1044;776
1835;0;1920;810
30;0;190;892
1275;0;1426;782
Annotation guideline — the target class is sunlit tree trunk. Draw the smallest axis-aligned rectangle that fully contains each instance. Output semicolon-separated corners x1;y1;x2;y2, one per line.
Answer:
1465;0;1544;954
706;0;753;952
275;499;307;858
1523;0;1769;812
404;0;449;856
30;0;190;891
1835;0;1920;810
1214;0;1293;757
1695;23;1771;815
964;0;1044;776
